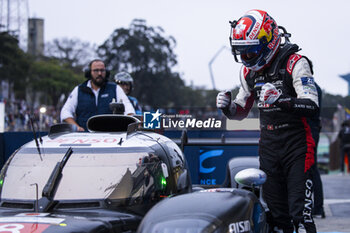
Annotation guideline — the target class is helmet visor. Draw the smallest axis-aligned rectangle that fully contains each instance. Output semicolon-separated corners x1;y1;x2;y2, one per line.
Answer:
231;39;262;55
118;81;132;86
231;39;264;63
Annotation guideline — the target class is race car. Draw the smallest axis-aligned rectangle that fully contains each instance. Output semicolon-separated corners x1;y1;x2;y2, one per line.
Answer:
0;114;268;232
137;157;269;233
0;115;192;232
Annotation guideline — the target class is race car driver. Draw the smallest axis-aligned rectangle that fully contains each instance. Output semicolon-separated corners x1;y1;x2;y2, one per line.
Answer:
216;9;318;233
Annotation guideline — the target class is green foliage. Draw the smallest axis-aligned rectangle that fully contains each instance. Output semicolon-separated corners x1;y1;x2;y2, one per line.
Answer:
96;19;241;110
0;32;30;98
45;37;96;68
131;70;184;108
98;19;184;108
28;59;84;106
98;19;177;73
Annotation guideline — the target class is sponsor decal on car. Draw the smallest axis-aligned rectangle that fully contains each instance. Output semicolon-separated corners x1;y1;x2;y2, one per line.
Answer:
199;188;235;193
45;136;124;147
0;216;65;224
229;220;251;233
0;214;66;233
0;223;50;233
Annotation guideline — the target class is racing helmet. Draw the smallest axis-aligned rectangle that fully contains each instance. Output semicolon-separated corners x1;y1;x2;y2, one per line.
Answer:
229;9;281;71
114;72;134;94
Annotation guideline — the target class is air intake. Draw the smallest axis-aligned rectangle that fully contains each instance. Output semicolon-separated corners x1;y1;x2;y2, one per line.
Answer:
87;115;140;132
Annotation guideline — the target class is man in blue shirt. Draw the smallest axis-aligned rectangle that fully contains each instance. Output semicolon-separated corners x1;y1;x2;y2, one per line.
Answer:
61;59;134;131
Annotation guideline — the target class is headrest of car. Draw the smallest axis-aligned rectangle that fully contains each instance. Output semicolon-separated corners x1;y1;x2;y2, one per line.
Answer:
87;114;140;132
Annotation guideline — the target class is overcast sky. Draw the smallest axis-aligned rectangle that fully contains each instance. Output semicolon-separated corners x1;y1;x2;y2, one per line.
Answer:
28;0;350;96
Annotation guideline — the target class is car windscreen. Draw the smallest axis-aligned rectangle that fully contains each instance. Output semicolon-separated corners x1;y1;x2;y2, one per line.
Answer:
1;147;165;202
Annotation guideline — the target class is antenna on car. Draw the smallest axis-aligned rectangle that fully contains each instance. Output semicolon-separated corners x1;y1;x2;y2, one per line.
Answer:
180;129;188;152
29;116;43;161
109;98;125;114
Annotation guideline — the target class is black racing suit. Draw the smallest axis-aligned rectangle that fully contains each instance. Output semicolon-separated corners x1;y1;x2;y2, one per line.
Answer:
222;43;319;232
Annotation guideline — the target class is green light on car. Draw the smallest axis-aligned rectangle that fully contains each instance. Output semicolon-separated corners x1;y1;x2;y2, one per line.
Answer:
161;177;167;187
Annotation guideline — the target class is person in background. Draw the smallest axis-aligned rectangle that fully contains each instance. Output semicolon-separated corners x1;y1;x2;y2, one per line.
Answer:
216;9;318;232
308;83;325;218
339;119;350;173
60;59;135;131
114;72;143;115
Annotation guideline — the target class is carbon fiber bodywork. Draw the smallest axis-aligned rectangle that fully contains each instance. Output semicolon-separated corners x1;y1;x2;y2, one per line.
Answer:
137;187;267;233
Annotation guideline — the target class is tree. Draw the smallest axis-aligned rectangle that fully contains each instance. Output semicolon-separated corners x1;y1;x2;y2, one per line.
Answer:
98;19;177;73
28;59;84;107
45;37;97;69
0;32;30;99
97;19;184;108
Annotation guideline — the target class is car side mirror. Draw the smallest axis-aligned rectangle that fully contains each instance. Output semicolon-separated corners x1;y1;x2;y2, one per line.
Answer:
234;168;266;187
176;170;190;193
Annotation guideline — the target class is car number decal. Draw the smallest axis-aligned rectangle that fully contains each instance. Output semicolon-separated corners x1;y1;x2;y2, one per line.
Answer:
0;223;50;233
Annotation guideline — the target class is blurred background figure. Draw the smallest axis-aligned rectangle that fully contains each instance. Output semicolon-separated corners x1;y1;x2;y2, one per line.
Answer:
115;72;143;115
339;119;350;173
308;83;325;219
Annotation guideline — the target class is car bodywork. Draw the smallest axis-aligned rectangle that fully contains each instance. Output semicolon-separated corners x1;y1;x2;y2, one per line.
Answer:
137;158;268;233
0;115;191;232
0;115;267;232
137;187;267;233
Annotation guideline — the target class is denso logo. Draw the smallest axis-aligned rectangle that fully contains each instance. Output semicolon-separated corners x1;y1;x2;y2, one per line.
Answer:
249;22;260;39
303;179;313;223
229;220;251;233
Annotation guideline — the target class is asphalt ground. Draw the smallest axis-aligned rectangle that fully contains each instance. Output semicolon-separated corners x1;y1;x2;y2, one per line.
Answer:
314;172;350;233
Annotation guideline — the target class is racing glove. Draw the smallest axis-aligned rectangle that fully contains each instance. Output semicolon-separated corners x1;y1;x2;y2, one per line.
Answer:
259;83;319;117
275;95;319;117
216;90;237;118
259;83;281;105
216;90;232;109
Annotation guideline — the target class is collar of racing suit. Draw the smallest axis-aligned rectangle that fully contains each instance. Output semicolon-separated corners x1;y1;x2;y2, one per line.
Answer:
266;42;300;77
247;43;301;79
